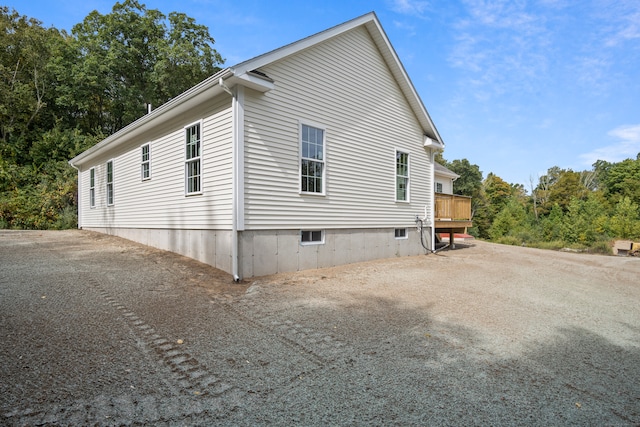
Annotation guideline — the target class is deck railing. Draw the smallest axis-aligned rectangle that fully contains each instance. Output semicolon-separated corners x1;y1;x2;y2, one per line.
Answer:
435;193;472;221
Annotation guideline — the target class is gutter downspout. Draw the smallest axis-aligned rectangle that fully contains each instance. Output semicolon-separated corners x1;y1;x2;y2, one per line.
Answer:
230;83;245;282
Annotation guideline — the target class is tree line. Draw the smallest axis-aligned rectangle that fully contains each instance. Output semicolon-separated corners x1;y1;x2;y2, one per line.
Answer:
2;2;639;253
0;1;223;228
438;154;640;252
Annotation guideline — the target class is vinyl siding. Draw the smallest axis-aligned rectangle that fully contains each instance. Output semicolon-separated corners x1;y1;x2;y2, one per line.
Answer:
79;97;234;229
435;177;454;195
243;25;433;229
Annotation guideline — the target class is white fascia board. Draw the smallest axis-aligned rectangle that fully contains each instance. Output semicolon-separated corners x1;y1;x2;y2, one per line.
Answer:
436;170;460;180
226;72;275;93
230;11;444;147
69;68;234;167
231;12;377;76
434;162;459;179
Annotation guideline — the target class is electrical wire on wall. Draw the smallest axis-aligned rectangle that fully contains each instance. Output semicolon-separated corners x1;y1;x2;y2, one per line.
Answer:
415;217;449;254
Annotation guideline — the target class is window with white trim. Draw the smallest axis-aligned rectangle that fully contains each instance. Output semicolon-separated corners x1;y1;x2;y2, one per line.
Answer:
436;182;443;193
396;150;409;201
185;122;201;194
141;143;150;180
394;228;407;239
106;160;114;206
300;123;325;194
89;168;95;208
301;230;324;245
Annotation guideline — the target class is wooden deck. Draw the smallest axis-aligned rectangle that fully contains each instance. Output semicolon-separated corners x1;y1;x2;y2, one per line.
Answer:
435;193;473;247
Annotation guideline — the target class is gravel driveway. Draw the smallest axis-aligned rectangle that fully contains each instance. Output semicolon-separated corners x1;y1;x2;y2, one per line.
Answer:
1;230;639;426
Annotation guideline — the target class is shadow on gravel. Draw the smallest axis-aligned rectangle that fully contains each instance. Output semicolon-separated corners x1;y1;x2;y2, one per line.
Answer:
2;231;639;426
262;291;640;426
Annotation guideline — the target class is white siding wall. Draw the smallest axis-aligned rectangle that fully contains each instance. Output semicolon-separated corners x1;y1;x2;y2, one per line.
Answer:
79;97;234;230
243;26;433;229
435;177;454;195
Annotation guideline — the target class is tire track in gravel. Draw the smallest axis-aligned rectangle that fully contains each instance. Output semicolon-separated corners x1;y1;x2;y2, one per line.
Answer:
2;253;241;425
2;390;242;426
209;285;349;380
86;276;236;399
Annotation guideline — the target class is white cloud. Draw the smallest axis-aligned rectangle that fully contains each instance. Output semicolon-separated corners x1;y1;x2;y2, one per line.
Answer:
447;0;552;100
579;124;640;165
599;1;640;46
389;0;431;17
463;0;540;32
393;19;417;35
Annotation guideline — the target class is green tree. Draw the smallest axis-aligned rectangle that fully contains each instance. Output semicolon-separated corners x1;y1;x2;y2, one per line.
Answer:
488;197;527;241
446;158;483;198
0;7;62;162
610;196;640;239
540;203;564;241
470;173;513;239
1;4;223;229
560;194;607;245
58;0;224;135
600;157;640;206
538;169;589;214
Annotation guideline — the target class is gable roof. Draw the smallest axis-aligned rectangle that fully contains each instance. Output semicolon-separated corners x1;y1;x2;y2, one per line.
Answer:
435;162;460;179
70;12;443;167
231;12;443;143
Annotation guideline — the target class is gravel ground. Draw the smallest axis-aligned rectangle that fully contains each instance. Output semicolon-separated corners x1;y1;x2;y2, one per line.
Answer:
1;229;639;426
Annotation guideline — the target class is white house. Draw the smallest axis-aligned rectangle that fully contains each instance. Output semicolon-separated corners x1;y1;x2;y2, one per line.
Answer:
434;162;459;195
69;12;447;280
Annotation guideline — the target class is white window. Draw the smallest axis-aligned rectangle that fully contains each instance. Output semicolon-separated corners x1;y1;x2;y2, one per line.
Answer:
300;123;325;194
89;168;95;208
141;143;151;180
394;228;407;239
106;160;114;206
185;122;201;195
301;230;324;245
396;150;409;201
436;182;443;193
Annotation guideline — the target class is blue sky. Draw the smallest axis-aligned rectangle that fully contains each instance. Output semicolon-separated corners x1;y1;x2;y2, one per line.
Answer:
9;0;640;188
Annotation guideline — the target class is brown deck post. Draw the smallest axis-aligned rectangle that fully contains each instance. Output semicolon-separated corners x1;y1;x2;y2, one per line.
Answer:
449;231;455;249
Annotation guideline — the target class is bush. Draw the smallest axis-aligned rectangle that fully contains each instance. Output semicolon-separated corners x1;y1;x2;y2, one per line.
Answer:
528;240;566;251
52;206;78;230
587;240;613;255
494;236;522;246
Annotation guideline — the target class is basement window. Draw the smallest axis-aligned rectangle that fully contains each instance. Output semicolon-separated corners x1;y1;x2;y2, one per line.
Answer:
395;228;407;239
301;230;324;245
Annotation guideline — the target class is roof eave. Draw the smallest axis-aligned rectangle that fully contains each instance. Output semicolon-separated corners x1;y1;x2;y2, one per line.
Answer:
69;68;234;167
362;17;444;145
70;12;446;167
230;12;443;145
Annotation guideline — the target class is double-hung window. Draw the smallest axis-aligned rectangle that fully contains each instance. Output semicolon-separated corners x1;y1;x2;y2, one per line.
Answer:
185;122;201;195
396;150;409;201
141;143;151;180
89;168;95;208
300;123;325;194
106;160;114;206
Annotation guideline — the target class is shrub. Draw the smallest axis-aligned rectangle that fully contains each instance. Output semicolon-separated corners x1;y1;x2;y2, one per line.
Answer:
587;240;613;255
